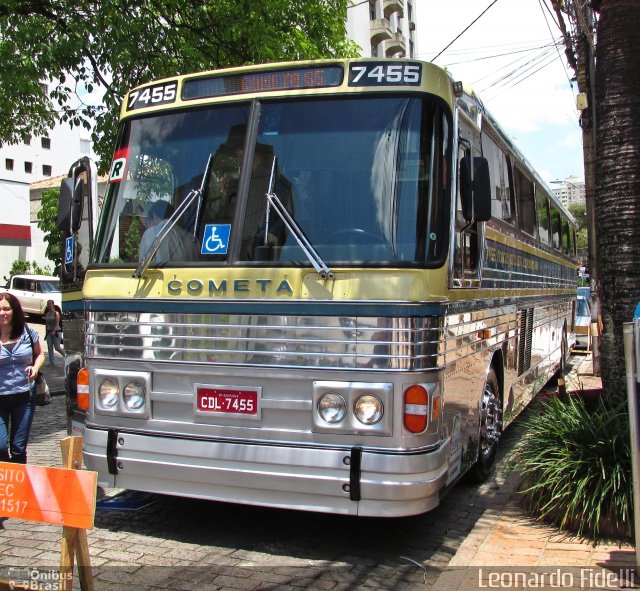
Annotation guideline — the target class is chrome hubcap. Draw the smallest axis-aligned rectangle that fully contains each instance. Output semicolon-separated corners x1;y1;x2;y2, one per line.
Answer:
480;386;502;455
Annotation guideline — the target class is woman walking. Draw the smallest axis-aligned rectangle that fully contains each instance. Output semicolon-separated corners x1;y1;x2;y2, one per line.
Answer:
0;292;44;464
44;299;65;366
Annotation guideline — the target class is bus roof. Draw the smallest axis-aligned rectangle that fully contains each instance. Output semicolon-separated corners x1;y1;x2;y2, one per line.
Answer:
120;58;456;121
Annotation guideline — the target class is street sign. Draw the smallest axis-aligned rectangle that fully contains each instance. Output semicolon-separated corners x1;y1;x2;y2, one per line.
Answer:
0;461;97;529
201;224;231;255
64;236;74;264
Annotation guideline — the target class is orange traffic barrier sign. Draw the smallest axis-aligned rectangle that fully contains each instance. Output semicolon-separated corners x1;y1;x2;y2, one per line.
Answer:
0;461;97;529
0;437;96;591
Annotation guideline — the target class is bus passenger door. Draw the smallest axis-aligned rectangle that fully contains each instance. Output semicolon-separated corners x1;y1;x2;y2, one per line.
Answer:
56;156;99;435
452;140;486;288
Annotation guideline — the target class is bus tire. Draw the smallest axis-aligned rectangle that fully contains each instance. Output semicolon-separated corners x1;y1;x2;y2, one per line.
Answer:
560;326;568;375
468;367;502;483
554;325;569;381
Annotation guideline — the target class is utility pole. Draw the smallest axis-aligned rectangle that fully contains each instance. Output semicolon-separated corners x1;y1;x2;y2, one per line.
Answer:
576;5;600;375
552;0;600;374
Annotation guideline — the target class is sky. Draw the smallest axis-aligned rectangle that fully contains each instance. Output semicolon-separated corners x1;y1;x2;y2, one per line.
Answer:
416;0;585;184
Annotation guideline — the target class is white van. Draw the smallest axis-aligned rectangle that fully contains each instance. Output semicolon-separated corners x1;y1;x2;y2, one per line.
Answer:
5;274;62;316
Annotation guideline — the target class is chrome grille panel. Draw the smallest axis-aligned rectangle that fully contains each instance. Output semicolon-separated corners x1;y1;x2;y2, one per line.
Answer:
87;312;444;371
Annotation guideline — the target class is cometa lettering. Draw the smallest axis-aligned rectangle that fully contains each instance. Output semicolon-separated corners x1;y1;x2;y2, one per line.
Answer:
167;278;293;296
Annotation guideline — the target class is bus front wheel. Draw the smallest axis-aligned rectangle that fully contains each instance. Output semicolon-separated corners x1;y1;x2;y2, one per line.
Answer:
468;367;502;482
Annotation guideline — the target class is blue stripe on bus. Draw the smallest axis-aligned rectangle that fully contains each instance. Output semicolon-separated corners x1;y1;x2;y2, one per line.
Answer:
64;294;574;317
483;239;576;290
80;299;444;317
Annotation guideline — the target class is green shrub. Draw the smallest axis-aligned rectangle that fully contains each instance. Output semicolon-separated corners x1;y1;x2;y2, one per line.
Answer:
9;259;31;276
9;260;52;277
515;394;632;541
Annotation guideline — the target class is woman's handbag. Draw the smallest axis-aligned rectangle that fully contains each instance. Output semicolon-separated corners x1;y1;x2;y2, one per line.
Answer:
26;325;51;406
34;372;51;406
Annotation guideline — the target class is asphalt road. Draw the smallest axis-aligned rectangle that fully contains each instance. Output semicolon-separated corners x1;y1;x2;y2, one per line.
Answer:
1;318;535;590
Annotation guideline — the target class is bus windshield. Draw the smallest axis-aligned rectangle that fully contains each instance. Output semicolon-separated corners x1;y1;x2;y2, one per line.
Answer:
94;95;451;267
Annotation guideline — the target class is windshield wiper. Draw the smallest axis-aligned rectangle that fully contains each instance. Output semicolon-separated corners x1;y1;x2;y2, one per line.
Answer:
264;157;333;279
133;154;213;278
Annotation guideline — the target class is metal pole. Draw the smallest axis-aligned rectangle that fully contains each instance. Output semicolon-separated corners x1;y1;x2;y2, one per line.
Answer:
622;322;640;567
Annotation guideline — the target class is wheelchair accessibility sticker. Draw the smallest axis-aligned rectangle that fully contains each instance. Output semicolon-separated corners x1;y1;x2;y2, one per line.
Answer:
201;224;231;255
65;236;74;264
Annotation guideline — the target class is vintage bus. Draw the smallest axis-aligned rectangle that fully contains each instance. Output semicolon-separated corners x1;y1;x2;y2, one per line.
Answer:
57;58;577;517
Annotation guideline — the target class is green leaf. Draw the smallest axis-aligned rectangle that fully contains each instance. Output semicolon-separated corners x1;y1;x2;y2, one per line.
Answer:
1;0;359;170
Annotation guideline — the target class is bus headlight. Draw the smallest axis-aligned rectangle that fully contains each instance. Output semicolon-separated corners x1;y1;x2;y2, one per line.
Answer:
318;392;346;424
98;379;119;408
93;370;151;418
354;394;383;425
123;381;146;410
313;381;392;435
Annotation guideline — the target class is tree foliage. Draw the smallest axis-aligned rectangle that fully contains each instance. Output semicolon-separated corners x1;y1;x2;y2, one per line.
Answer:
5;260;51;283
568;202;586;231
0;0;359;170
568;202;588;259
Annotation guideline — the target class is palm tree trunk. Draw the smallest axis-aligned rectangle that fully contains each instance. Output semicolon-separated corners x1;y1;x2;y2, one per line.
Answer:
594;0;640;404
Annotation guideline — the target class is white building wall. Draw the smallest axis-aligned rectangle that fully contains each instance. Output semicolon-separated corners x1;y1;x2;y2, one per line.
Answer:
346;2;374;56
0;178;29;284
552;176;585;209
347;0;416;59
0;113;95;282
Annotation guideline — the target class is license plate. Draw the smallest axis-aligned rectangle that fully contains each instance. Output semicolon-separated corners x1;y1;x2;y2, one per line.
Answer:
196;387;259;416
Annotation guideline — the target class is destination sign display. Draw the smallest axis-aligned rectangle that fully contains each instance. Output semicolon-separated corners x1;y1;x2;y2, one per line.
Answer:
183;66;343;100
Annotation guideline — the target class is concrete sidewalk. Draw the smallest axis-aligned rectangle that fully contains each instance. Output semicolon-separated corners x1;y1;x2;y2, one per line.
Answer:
445;353;636;589
564;351;604;393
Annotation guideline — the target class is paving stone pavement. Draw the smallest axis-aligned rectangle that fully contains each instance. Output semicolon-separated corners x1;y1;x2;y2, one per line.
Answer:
0;334;636;590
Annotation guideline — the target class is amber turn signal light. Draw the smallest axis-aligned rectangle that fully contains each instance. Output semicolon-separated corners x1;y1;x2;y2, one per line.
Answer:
77;368;90;411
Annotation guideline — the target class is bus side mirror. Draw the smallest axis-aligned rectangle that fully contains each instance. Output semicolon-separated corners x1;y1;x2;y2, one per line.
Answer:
460;156;491;223
57;176;85;232
57;156;97;287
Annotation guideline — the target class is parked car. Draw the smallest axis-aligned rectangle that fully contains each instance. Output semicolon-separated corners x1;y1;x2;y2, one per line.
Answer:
4;274;61;316
574;286;592;350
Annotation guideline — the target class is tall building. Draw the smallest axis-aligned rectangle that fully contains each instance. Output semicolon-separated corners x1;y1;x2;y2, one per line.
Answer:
552;176;585;208
0;87;94;280
347;0;416;58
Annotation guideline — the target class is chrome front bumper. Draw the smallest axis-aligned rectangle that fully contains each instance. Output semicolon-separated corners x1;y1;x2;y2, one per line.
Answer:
84;425;450;517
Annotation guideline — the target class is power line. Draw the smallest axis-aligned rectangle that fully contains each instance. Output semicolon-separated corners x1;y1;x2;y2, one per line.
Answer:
415;0;579;135
474;43;556;87
480;53;558;100
441;40;559;68
417;39;553;62
430;0;500;62
537;0;575;89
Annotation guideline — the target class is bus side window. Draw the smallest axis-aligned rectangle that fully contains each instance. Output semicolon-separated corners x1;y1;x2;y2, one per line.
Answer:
453;144;481;286
514;166;537;239
482;132;513;223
